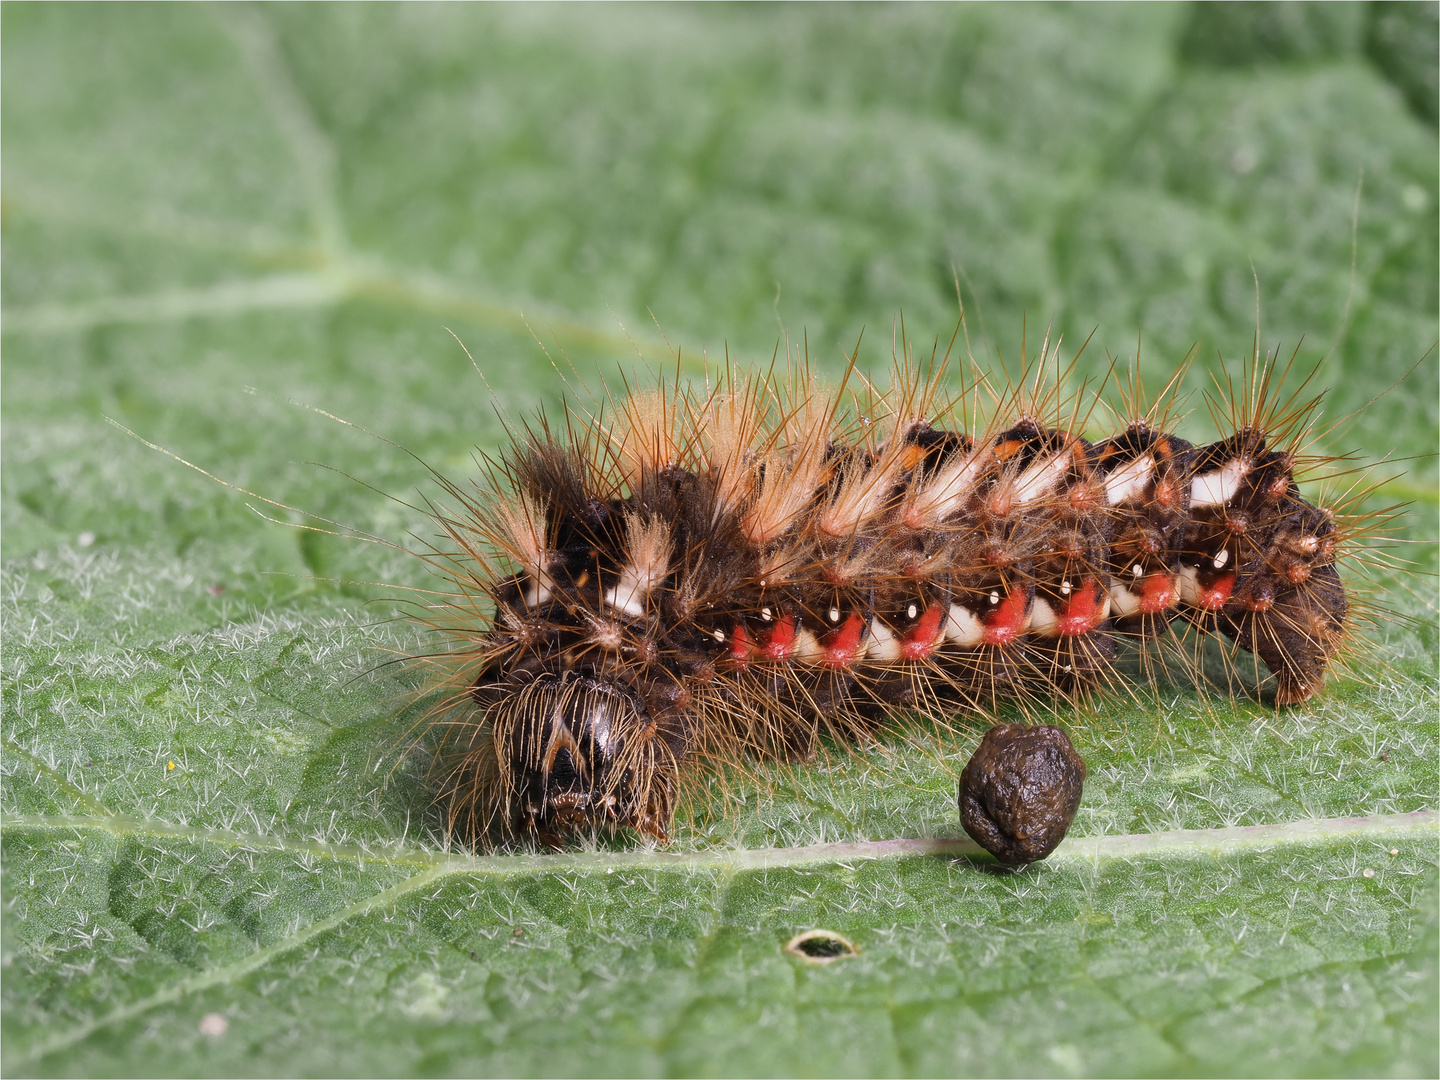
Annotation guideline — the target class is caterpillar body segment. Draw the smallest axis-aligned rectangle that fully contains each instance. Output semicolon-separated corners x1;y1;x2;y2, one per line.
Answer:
439;361;1354;846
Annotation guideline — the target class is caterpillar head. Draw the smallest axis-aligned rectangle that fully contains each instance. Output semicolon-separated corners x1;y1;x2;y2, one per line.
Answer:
472;670;678;847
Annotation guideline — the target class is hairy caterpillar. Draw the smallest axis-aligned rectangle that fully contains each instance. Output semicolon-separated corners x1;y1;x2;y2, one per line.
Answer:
412;339;1383;849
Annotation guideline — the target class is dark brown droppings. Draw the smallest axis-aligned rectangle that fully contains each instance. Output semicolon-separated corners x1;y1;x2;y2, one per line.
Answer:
959;724;1086;866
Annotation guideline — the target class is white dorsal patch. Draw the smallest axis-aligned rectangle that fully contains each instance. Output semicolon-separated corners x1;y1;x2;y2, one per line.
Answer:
815;421;916;538
522;579;553;608
867;619;901;663
1106;578;1142;618
742;431;831;546
703;381;764;518
816;459;885;537
1012;444;1074;505
1029;596;1059;637
496;492;556;607
1190;458;1251;508
944;604;984;646
605;513;673;618
904;445;986;528
1104;454;1155;505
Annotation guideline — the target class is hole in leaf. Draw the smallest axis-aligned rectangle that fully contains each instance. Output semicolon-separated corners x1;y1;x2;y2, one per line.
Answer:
783;929;858;964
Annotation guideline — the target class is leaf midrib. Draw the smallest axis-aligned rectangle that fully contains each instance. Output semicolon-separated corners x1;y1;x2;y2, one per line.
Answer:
4;809;1434;875
6;809;1434;1072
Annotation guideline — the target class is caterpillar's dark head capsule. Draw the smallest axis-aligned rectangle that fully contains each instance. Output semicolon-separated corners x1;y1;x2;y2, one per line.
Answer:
472;670;678;847
959;724;1086;865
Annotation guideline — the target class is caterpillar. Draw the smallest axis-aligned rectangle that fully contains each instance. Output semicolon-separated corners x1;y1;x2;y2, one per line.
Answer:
411;340;1380;850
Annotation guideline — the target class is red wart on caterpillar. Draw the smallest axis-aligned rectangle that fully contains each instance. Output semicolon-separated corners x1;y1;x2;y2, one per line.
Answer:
417;344;1367;848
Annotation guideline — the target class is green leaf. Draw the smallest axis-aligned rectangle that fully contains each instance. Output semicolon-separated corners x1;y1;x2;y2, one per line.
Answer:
3;4;1436;1076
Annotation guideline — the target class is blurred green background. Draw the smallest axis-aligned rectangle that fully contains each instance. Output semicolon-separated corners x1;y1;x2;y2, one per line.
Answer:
3;3;1437;1077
